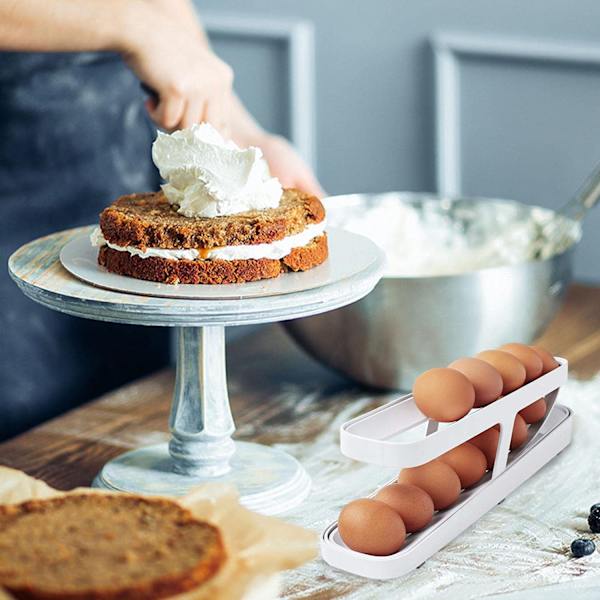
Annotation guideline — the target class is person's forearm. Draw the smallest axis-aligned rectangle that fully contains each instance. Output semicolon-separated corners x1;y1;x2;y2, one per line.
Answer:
151;1;266;146
142;1;262;144
0;0;141;52
151;0;210;46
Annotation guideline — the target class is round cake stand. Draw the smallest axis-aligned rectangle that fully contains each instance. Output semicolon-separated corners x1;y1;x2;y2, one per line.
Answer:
8;226;385;515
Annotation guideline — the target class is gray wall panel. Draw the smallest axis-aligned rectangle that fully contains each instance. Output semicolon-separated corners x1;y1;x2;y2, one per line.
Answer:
460;57;600;206
196;0;600;282
210;35;290;138
459;55;600;280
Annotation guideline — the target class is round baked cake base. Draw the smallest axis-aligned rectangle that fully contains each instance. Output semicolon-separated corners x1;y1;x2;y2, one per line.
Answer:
97;234;328;285
59;227;374;301
93;441;311;516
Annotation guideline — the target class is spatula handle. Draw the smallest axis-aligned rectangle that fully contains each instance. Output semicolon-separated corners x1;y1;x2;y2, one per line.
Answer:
140;82;159;104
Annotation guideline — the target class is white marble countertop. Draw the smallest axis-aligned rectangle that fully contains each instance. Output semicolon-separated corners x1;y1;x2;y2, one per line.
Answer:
279;375;600;599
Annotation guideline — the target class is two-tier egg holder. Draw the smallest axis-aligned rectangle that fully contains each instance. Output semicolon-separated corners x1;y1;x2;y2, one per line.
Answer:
8;225;385;516
321;357;572;579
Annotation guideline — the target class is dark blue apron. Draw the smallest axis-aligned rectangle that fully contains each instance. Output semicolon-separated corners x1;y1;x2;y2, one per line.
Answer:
0;52;169;440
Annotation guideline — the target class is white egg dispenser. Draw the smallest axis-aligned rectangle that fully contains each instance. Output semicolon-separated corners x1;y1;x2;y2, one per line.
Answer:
321;357;572;579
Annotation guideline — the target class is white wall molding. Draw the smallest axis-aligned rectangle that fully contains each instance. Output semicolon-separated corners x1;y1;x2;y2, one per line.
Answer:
432;32;600;196
203;12;316;168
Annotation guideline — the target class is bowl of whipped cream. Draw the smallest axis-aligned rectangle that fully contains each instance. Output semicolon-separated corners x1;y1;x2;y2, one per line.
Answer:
284;192;581;390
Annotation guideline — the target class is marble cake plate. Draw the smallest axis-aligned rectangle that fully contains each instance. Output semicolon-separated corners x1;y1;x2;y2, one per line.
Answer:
9;225;385;515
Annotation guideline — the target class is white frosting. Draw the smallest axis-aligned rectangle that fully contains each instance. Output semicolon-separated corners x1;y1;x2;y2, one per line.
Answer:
324;195;581;277
90;221;326;262
151;123;282;218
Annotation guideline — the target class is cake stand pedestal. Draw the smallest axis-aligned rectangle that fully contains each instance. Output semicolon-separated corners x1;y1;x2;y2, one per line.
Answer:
8;226;384;514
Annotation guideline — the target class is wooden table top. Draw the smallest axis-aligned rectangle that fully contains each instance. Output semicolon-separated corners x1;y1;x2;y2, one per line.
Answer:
1;283;599;598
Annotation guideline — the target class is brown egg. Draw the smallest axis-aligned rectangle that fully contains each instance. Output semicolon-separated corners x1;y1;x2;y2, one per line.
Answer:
520;398;547;424
531;345;559;374
448;357;503;407
469;427;500;470
438;442;488;488
413;368;475;422
499;343;543;382
374;483;434;533
398;461;461;510
476;350;526;394
511;414;529;449
338;498;406;555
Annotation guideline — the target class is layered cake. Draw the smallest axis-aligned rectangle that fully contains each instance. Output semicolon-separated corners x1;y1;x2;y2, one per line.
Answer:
0;494;225;599
91;124;328;284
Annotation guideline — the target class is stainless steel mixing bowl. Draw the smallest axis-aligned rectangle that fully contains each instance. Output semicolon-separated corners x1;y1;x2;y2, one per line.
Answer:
284;193;578;390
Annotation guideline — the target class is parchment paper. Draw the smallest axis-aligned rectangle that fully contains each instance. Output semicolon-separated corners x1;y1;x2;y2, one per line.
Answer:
0;468;317;600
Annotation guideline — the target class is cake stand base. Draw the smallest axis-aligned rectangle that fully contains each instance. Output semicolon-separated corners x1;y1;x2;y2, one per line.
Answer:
92;441;311;515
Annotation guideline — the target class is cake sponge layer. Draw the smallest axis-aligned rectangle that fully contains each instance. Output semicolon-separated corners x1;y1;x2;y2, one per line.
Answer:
99;188;325;250
0;494;225;600
98;234;328;284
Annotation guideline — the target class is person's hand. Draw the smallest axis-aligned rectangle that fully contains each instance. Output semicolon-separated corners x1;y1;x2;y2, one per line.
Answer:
259;135;325;198
120;3;234;132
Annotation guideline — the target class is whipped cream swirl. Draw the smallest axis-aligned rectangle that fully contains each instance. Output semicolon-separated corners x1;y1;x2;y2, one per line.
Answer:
151;123;282;218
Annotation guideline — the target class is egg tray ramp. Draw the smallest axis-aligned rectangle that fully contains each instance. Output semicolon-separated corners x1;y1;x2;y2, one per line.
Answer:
321;357;572;579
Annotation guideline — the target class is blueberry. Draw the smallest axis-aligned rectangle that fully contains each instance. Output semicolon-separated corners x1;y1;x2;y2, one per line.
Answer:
571;538;596;558
589;512;600;533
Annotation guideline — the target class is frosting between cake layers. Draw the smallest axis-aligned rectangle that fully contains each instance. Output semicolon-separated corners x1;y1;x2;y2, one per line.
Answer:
151;123;283;218
90;221;326;261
